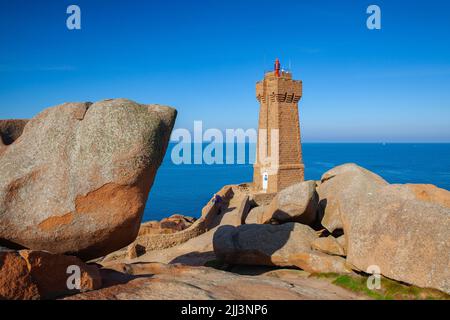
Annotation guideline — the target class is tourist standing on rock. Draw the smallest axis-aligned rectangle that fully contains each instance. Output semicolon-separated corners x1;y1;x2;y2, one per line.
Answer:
212;194;223;215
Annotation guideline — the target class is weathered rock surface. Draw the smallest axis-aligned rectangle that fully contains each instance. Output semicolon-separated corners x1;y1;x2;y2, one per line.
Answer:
317;164;450;293
65;263;365;300
317;163;388;232
160;214;196;232
0;249;101;300
245;205;266;224
107;214;197;261
288;252;350;274
138;214;196;236
262;181;318;225
98;186;244;266
0;99;176;260
0;248;38;300
127;228;217;266
336;235;347;255
311;236;346;256
342;184;450;294
402;183;450;208
0;119;28;155
213;223;351;274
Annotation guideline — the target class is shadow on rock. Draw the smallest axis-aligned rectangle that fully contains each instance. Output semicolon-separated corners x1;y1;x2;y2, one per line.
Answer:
212;223;296;267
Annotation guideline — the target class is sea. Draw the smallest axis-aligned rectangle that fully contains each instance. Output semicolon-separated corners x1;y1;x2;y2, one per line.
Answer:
143;143;450;221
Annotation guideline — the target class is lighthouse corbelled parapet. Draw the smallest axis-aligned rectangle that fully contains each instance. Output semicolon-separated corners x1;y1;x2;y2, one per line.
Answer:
253;59;304;193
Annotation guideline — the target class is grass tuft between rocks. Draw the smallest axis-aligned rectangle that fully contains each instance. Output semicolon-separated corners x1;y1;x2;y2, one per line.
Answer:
311;273;450;300
204;260;449;300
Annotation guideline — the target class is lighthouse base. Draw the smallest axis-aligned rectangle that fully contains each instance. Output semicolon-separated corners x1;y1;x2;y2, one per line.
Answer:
253;163;305;194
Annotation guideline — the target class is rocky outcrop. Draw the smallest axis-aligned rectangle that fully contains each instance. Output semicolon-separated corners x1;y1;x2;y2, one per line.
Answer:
213;223;351;274
311;236;345;256
236;195;251;225
159;214;196;231
0;248;38;300
99;166;450;296
65;262;364;300
100;186;244;264
201;185;234;220
402;183;450;208
317;163;388;232
214;223;314;266
342;184;450;294
130;218;207;254
138;214;196;236
288;251;350;274
118;226;217;267
261;180;319;225
0;248;101;300
0;99;176;260
100;215;207;263
245;205;266;224
0;120;28;155
317;164;450;293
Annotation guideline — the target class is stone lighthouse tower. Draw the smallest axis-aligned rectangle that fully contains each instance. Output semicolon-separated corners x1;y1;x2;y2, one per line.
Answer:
253;59;304;193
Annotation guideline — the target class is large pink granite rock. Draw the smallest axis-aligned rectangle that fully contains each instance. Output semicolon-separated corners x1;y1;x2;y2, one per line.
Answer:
261;180;319;226
213;223;351;274
0;248;101;300
0;119;28;155
0;99;176;260
317;163;388;232
317;164;450;293
342;184;450;294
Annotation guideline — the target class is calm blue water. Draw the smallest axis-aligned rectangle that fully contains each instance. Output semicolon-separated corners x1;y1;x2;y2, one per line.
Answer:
144;143;450;221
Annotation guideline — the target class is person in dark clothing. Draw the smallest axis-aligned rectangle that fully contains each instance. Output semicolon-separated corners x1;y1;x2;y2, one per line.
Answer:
212;193;223;215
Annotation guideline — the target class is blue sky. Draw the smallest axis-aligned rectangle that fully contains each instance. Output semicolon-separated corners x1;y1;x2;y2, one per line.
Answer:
1;0;450;142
